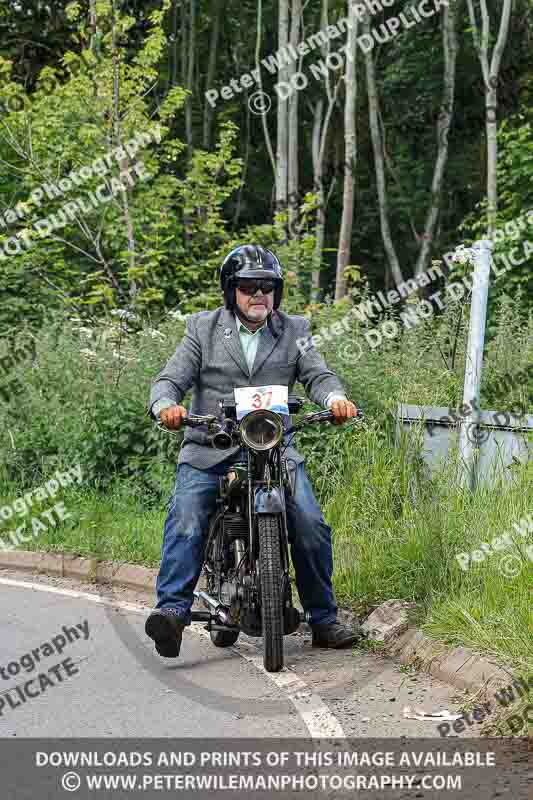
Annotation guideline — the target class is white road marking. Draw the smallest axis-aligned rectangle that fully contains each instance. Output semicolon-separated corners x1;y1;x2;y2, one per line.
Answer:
235;639;345;737
0;576;345;738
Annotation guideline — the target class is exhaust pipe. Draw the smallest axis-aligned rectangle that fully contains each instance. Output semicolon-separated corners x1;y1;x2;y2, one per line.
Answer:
194;590;231;625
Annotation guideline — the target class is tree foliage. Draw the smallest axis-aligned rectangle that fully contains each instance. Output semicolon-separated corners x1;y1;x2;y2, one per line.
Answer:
0;0;531;333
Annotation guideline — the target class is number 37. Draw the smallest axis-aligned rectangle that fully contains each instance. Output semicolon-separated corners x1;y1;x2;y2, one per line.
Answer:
252;390;272;409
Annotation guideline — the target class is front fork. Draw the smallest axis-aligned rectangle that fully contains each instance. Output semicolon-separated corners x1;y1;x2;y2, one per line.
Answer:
254;484;290;574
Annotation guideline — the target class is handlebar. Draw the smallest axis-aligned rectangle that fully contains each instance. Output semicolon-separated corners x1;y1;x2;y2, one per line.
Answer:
284;407;365;435
157;406;365;440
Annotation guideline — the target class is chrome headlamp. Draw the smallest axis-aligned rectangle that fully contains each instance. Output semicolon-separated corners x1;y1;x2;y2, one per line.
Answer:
239;409;284;451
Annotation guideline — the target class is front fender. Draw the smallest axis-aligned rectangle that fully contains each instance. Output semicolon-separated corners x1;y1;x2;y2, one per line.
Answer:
254;486;286;514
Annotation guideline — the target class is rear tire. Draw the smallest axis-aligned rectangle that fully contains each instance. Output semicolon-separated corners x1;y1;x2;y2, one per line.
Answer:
258;514;284;672
210;629;240;647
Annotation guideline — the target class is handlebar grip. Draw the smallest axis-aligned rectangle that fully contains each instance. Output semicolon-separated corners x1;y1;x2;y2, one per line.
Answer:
182;413;218;427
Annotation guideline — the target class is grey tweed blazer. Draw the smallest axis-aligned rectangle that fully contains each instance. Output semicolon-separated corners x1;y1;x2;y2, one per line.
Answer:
149;306;347;468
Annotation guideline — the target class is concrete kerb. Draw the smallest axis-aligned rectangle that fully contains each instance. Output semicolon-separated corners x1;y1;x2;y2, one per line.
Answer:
387;626;513;697
0;550;149;591
0;550;515;700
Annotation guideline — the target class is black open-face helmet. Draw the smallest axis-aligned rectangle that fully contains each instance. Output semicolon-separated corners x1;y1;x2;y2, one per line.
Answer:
220;245;284;311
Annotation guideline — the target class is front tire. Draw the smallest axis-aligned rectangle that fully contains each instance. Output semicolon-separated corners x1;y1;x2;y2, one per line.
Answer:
258;514;284;672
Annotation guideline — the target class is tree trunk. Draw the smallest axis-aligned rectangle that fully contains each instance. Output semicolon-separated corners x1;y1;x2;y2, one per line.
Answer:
335;2;358;301
255;0;276;181
180;1;187;86
61;0;123;300
186;0;196;158
310;0;343;302
111;0;136;301
88;0;97;38
466;0;513;235
415;1;458;276
311;99;325;302
287;0;301;238
276;0;289;210
170;0;180;88
203;2;222;150
363;14;403;286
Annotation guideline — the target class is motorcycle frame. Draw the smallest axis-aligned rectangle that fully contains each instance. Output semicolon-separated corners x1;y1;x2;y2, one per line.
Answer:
204;433;292;618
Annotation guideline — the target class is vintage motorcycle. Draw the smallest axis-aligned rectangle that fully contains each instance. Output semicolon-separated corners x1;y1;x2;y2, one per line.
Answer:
158;390;364;672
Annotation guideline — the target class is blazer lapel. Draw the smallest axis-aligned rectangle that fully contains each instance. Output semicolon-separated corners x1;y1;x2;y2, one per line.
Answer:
218;308;250;378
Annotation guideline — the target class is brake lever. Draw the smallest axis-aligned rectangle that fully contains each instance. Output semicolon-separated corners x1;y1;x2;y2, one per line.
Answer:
156;413;219;436
284;408;365;436
312;410;335;422
156;421;181;436
284;410;332;436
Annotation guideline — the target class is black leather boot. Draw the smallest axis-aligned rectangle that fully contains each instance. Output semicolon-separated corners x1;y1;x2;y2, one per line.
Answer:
145;609;187;658
311;621;364;649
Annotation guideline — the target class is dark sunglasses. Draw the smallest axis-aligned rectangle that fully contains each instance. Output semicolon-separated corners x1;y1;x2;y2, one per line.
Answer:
236;280;276;295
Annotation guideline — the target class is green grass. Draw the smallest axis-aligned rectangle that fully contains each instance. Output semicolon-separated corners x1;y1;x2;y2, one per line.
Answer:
0;481;168;566
324;429;532;674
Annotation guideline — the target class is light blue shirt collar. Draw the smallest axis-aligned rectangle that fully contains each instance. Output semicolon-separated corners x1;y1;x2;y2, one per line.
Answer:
234;314;267;336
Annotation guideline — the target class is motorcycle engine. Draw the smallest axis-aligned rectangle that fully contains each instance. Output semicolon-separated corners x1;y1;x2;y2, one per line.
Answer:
219;580;238;606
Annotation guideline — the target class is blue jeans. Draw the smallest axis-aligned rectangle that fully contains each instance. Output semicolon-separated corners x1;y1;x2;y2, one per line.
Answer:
155;454;338;626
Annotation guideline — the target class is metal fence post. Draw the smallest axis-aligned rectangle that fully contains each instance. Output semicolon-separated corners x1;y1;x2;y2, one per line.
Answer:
459;239;493;490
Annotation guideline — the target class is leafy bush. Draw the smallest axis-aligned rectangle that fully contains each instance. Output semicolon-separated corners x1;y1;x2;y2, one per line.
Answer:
1;290;530;498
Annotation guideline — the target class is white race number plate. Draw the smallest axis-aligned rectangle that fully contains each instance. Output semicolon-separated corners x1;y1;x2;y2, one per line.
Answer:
234;385;289;420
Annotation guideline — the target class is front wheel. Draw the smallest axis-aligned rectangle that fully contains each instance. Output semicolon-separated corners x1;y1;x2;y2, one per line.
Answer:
258;514;284;672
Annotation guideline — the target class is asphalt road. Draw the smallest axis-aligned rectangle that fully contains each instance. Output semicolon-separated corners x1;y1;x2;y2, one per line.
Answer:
0;568;472;739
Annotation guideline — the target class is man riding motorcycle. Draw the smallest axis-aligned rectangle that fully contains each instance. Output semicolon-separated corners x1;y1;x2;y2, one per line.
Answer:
145;244;362;658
